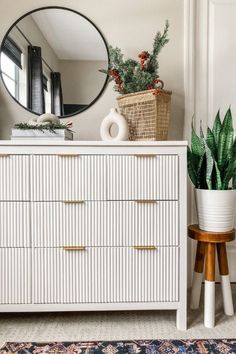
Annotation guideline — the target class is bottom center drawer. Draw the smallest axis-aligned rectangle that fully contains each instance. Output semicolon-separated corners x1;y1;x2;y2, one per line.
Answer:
33;247;179;304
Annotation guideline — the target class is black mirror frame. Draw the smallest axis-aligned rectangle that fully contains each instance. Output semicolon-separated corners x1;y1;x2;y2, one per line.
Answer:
0;6;110;118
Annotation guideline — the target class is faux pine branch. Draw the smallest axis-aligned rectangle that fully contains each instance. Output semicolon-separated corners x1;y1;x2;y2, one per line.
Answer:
14;122;73;133
100;21;169;94
187;108;236;190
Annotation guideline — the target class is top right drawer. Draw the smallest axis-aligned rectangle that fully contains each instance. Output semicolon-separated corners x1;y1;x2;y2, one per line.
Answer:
107;155;178;200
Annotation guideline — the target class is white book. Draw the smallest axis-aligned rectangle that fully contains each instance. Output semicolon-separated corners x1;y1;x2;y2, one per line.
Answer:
11;129;73;140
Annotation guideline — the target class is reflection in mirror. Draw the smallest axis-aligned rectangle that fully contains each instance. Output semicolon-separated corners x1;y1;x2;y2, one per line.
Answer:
0;7;109;117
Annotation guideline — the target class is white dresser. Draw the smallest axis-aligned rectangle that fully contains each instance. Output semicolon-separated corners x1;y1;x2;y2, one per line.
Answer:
0;141;187;330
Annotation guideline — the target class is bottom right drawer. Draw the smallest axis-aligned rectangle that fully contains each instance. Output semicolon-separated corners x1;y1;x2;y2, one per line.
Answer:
33;247;179;304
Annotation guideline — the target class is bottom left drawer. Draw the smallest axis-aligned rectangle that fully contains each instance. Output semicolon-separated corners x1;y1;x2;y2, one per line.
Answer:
0;248;31;304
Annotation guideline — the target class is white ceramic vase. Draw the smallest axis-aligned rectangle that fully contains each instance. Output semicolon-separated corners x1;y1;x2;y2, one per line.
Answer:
100;108;128;141
195;189;236;232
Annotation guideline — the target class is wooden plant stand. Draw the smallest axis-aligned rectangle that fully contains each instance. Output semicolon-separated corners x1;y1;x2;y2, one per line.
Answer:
188;224;235;328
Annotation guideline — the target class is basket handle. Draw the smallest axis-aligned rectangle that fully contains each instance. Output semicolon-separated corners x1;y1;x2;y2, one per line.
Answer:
156;79;164;89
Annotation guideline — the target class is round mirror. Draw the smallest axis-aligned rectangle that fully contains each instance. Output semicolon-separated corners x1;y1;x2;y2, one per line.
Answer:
0;7;109;117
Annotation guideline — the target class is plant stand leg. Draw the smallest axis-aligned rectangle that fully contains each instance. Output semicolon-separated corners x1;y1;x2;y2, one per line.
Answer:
217;243;234;316
204;243;215;328
191;241;205;309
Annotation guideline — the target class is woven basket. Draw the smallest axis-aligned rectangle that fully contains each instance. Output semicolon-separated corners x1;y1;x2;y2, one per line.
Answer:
117;89;172;141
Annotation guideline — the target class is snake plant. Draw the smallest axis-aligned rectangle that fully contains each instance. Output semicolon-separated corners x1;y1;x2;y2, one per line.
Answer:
187;108;236;190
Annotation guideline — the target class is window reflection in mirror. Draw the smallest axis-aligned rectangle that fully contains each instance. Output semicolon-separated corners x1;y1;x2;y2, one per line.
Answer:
1;53;20;99
0;7;109;117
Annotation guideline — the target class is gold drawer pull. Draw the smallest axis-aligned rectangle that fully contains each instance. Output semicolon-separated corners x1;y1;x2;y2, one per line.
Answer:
135;200;157;204
63;246;86;251
0;154;10;157
63;200;84;204
134;154;157;158
57;154;80;157
134;246;157;250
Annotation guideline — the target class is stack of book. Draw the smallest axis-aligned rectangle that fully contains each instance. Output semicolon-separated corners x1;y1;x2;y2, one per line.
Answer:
11;129;73;141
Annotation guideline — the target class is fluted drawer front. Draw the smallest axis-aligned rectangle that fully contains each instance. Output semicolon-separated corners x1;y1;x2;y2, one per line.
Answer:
123;201;179;246
33;247;179;304
0;155;30;200
0;202;30;247
0;248;31;304
32;201;178;247
30;155;106;201
32;201;106;247
107;155;178;200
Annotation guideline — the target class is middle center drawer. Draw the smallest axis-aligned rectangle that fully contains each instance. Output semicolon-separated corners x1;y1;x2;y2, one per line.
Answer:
32;201;179;247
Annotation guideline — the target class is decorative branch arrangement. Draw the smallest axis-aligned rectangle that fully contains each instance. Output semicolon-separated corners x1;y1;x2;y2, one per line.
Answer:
14;122;73;134
100;21;169;94
187;108;236;190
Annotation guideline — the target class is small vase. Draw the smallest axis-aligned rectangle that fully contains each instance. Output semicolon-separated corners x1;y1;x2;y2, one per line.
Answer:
100;108;128;141
195;189;236;232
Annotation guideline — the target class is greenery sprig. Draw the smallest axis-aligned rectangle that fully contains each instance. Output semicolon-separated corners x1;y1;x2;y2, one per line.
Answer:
14;122;73;134
100;21;169;94
187;108;236;190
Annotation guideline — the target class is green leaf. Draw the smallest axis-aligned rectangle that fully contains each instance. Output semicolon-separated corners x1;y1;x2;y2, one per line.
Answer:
188;107;235;190
206;127;217;159
200;121;204;139
198;154;208;189
217;108;234;170
205;144;214;189
187;146;197;187
214;162;223;190
233;174;236;189
187;119;206;188
212;110;221;145
191;123;205;160
229;137;236;160
222;155;236;189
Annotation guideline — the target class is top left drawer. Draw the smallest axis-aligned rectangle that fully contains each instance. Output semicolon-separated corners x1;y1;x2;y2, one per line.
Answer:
30;155;106;201
0;155;30;201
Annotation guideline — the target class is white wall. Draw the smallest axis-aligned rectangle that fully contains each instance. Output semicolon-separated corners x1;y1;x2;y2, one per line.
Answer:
0;0;184;140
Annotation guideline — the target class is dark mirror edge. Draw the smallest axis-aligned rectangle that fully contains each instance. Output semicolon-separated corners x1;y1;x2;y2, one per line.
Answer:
0;5;110;119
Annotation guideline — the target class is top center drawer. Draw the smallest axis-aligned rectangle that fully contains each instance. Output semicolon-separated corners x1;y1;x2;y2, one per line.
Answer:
31;155;106;201
30;154;178;201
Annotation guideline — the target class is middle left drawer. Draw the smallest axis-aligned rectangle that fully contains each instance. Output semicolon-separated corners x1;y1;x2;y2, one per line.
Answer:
0;202;30;247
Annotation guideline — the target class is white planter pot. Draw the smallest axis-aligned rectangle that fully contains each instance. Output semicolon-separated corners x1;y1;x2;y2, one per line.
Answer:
195;189;236;232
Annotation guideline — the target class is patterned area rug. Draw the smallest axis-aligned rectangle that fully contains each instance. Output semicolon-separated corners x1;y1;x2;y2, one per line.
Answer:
1;340;236;354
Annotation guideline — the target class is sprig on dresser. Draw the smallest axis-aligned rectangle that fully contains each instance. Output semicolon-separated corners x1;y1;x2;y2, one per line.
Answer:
14;122;74;134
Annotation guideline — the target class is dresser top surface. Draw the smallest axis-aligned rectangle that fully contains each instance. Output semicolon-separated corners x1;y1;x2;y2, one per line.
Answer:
0;140;188;147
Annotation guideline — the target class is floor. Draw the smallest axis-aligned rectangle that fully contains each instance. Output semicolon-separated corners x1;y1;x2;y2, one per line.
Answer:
0;285;236;346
